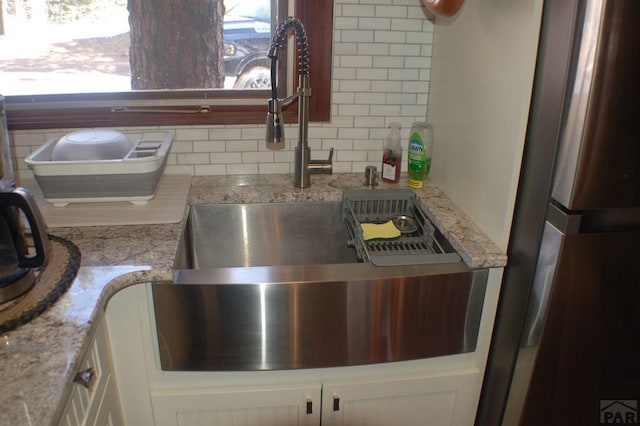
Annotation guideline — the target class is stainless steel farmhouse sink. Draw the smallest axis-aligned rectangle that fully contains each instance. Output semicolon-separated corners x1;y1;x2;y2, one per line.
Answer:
179;201;360;268
153;190;489;371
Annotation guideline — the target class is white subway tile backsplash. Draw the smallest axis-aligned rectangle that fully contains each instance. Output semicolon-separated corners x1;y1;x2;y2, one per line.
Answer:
406;30;434;44
402;105;429;117
374;30;406;44
405;56;432;69
210;152;242;164
392;18;424;32
335;17;358;29
354;117;385;128
389;43;421;56
354;92;387;105
356;68;389;81
226;140;259;152
259;162;290;174
178;153;210;165
386;93;419;105
337;80;372;93
375;6;408;18
332;67;357;80
340;55;374;68
227;163;258;175
338;150;368;162
176;128;209;141
332;92;357;105
10;0;434;181
357;43;389;55
402;81;429;93
309;127;339;139
241;126;267;140
194;164;226;176
388;68;420;81
370;80;403;93
170;141;195;153
341;30;375;43
358;17;392;30
242;151;274;164
369;105;402;117
372;56;404;68
337;104;372;117
193;141;226;153
342;5;376;17
338;127;370;140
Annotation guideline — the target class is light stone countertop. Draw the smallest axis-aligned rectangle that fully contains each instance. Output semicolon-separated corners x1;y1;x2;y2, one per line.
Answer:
0;173;506;426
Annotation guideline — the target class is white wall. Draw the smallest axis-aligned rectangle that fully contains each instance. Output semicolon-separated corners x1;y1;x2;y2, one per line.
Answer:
426;0;543;249
11;0;434;181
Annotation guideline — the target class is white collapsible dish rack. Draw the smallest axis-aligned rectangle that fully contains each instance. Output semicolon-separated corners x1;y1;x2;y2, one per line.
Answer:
25;131;173;206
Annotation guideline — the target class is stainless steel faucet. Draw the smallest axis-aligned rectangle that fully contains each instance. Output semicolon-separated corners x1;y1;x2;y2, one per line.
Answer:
265;16;333;188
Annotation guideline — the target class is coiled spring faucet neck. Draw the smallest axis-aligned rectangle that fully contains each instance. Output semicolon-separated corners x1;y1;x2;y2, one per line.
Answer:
268;16;310;78
265;16;332;189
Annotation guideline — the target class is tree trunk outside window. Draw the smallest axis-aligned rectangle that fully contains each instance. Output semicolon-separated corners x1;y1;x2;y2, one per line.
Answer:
128;0;225;90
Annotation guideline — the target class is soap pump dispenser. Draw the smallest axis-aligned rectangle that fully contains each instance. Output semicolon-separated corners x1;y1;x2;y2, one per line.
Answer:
381;122;402;183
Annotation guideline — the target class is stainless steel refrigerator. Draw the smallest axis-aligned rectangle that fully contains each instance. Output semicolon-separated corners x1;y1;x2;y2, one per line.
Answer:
476;0;640;425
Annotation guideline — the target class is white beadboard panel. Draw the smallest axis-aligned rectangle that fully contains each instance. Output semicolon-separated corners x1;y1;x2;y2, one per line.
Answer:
152;385;321;426
10;0;434;184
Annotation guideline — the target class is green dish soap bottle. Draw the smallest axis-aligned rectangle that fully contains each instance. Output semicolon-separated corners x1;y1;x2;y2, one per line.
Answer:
407;122;432;189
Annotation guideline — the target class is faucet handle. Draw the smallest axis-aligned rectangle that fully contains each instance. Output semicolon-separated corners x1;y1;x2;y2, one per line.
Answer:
327;147;334;163
308;148;334;174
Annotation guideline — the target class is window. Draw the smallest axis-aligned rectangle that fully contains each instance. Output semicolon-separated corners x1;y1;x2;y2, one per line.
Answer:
1;0;332;129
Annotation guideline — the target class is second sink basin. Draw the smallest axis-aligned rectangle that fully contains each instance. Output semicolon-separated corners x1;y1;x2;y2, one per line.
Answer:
182;201;359;268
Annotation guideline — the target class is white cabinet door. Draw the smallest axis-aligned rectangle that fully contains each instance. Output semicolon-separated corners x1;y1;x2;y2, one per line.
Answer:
151;384;322;426
59;319;124;426
321;369;481;426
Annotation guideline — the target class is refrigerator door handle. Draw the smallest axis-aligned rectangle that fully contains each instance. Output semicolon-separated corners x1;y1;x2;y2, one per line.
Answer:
551;0;605;207
522;222;563;347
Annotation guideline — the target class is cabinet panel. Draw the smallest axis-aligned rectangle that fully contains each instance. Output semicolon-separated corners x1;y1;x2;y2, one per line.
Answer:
151;385;321;426
59;319;123;426
322;370;480;426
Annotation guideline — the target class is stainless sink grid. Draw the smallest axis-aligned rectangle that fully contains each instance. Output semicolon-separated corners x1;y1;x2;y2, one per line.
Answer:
342;189;461;266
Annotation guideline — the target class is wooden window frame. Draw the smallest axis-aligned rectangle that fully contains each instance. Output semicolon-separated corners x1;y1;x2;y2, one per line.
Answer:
5;0;332;130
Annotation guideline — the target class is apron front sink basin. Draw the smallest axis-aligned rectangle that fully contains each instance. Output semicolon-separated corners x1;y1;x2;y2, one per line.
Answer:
179;201;359;268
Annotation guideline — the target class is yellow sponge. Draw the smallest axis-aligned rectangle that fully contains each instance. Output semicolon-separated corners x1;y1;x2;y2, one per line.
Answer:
361;220;401;241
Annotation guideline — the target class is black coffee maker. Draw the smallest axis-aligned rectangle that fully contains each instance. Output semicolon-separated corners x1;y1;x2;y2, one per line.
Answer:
0;95;50;303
